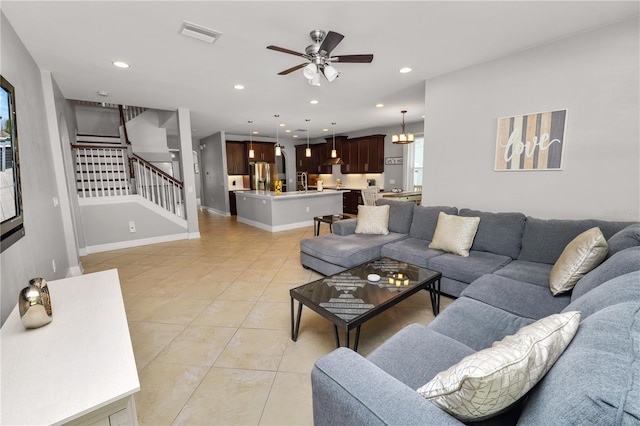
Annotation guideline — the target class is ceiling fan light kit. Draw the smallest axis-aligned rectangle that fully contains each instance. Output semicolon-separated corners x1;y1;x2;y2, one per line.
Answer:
267;29;373;84
392;110;415;144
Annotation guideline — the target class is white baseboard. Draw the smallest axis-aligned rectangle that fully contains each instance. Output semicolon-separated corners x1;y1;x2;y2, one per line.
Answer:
83;233;190;254
236;217;313;233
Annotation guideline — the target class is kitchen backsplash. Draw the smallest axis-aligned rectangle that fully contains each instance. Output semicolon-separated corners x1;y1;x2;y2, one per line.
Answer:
317;172;384;190
228;175;249;190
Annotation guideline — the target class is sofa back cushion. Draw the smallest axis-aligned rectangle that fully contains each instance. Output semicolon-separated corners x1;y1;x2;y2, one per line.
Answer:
519;301;640;425
606;223;640;257
409;206;458;241
376;198;415;234
459;209;526;259
518;217;632;264
571;246;640;302
563;270;640;319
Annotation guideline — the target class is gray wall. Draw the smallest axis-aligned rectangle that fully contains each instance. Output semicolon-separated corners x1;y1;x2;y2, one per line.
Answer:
200;131;229;214
1;13;71;324
80;200;187;250
423;18;639;221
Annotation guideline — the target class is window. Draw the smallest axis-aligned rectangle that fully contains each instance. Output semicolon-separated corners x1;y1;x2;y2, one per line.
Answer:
403;135;424;191
1;75;25;252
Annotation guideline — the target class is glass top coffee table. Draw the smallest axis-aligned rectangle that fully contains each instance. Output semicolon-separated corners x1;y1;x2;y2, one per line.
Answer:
290;257;441;352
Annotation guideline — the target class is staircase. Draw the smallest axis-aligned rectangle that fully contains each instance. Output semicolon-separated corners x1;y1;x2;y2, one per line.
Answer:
70;104;184;219
74;134;130;197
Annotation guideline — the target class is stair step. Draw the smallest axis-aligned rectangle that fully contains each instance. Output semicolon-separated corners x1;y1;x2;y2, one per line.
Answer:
76;134;122;144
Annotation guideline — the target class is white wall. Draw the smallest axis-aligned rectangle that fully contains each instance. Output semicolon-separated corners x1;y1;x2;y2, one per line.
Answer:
200;132;229;214
0;13;72;324
423;18;639;221
75;105;120;135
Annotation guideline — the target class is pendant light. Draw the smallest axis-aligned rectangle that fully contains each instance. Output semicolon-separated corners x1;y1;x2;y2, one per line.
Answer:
248;120;255;159
392;110;414;144
305;119;311;157
274;114;283;156
331;122;337;158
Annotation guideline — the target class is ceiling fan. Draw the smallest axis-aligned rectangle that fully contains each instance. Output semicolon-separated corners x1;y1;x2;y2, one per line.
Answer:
267;30;373;85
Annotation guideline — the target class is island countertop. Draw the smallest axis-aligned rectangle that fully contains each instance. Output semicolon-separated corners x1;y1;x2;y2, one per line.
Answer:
235;189;349;200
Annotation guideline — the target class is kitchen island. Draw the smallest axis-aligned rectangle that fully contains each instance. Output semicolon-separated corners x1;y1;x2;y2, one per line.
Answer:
235;189;346;232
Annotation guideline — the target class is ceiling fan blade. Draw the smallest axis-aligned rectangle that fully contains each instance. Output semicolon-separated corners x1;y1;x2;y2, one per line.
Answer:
319;31;344;55
332;54;374;63
278;63;308;75
267;45;308;58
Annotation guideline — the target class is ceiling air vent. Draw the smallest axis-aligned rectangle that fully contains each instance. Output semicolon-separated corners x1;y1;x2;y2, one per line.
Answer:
179;21;222;44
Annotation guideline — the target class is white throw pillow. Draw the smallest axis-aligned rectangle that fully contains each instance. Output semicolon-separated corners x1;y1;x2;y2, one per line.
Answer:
549;227;608;295
428;212;480;257
417;311;581;421
354;205;390;235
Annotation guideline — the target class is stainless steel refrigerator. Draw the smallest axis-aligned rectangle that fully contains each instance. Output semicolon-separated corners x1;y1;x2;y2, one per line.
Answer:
249;162;278;191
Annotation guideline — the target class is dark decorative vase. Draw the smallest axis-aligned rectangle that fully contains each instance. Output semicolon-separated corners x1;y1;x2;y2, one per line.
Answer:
18;277;53;329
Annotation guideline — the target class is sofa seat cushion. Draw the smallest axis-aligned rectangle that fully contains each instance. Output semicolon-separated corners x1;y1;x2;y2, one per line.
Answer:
492;260;552;287
299;232;407;269
571;246;640;302
409;205;458;241
518;302;640;425
380;237;444;269
460;274;571;320
459;209;526;259
366;324;475;390
428;251;512;284
427;297;534;351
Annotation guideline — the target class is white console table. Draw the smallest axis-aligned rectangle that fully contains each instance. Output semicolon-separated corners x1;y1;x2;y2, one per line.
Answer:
1;269;140;425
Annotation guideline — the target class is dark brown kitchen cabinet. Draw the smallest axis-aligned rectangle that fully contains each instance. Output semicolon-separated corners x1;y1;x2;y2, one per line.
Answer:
342;190;362;215
295;143;330;173
252;142;276;163
226;141;248;175
341;134;385;174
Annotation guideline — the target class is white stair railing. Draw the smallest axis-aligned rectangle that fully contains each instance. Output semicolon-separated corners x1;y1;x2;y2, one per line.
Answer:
131;154;184;218
73;145;130;197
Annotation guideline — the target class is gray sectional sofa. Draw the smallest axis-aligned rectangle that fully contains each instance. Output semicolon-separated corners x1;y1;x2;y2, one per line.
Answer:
302;199;640;424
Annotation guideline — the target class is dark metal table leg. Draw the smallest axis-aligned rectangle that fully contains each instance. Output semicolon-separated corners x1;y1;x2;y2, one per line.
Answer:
314;219;320;236
291;299;303;341
333;325;340;348
430;279;441;316
345;327;350;349
353;326;362;352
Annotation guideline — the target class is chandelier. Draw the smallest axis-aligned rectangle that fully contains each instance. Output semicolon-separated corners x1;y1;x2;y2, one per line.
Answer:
392;110;414;144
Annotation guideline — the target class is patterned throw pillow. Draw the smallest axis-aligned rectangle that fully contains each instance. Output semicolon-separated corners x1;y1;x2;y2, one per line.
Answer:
354;205;390;235
428;212;480;257
417;311;581;421
549;227;608;295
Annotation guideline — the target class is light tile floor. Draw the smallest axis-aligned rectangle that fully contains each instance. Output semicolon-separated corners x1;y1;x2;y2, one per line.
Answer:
80;210;453;425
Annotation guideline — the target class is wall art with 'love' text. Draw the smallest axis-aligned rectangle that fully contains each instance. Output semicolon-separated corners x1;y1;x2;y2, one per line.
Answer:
495;109;567;171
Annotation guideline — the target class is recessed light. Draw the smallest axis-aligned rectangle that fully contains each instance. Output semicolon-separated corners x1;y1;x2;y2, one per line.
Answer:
293;134;299;138
279;123;286;127
310;100;319;104
97;90;109;97
285;129;292;133
399;67;412;73
322;128;329;132
376;103;384;108
252;131;259;135
234;84;245;90
112;61;130;68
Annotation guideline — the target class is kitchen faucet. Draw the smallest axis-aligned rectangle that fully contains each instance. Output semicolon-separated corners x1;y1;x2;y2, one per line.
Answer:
301;171;308;192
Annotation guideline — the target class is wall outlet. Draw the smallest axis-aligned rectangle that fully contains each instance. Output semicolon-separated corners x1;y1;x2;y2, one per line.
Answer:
306;206;310;212
128;220;136;233
52;197;59;207
389;179;396;184
52;259;56;273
